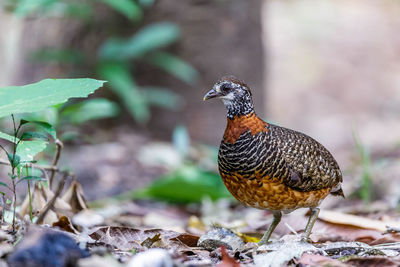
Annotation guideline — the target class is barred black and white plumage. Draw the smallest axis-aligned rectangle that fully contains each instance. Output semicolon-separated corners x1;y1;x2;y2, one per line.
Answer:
218;123;343;194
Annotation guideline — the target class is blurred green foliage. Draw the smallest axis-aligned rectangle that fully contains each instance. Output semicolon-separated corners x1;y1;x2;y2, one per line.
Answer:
133;165;232;203
6;0;198;124
353;131;373;204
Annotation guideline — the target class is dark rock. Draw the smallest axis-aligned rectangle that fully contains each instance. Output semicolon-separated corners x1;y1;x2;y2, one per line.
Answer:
7;226;89;267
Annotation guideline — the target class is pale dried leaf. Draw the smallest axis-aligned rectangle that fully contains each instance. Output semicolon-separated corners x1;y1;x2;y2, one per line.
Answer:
296;253;347;267
61;180;88;213
88;226;198;251
318;210;400;232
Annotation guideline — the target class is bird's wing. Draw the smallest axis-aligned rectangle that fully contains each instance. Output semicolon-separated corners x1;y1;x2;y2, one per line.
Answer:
268;125;342;192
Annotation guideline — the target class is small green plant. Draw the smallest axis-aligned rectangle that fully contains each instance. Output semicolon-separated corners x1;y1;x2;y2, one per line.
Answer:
0;78;105;231
353;130;373;204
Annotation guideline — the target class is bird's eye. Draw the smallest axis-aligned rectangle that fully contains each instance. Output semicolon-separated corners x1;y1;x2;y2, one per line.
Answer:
220;83;230;92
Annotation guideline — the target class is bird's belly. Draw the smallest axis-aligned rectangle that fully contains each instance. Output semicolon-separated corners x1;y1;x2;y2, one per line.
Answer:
220;172;331;212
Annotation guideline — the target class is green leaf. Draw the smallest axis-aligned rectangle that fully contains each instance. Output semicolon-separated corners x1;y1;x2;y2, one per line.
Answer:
13;0;57;17
0;131;18;143
6;199;11;205
145;52;198;85
19;176;46;182
99;22;180;60
19;120;56;139
138;0;155;7
133;165;232;203
141;87;183;110
30;49;84;64
8;173;17;180
0;182;7;187
16;140;48;162
7;153;20;169
20;132;49;141
98;63;149;123
0;78;106;118
60;98;120;124
99;0;142;20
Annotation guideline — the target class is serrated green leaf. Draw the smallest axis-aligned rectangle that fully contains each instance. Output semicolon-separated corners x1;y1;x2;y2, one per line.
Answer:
0;78;106;118
20;132;49;141
16;140;48;162
98;63;149;123
99;0;142;20
146;52;198;85
99;22;180;60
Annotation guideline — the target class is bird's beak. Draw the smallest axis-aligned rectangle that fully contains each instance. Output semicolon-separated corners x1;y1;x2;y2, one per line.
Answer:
203;89;221;101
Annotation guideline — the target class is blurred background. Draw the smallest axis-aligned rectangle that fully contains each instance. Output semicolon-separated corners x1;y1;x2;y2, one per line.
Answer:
0;0;399;210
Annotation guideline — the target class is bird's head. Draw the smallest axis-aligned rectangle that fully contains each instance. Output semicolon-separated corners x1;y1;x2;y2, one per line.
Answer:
203;76;255;119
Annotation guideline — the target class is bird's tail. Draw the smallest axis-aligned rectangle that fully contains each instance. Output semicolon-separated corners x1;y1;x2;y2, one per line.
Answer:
330;184;345;198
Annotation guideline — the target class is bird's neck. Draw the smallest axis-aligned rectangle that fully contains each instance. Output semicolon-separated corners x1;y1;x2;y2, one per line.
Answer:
223;112;269;144
223;99;255;119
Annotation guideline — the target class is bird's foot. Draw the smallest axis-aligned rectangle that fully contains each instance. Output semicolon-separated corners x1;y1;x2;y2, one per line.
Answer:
258;240;271;246
300;236;312;243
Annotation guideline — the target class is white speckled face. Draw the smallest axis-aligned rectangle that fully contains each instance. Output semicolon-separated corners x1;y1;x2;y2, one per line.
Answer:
213;80;254;119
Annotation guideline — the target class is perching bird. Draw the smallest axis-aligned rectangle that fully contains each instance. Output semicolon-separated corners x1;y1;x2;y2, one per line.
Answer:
203;76;344;245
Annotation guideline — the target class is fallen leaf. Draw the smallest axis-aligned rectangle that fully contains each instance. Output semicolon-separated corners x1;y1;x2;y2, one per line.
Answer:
318;210;400;232
216;246;240;267
88;226;199;251
19;185;58;225
52;216;78;234
61;180;88;213
170;233;199;247
296;253;347;267
344;256;400;267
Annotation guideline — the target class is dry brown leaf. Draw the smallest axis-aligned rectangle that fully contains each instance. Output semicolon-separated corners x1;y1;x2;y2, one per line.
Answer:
216;246;240;267
20;185;58;225
89;226;199;251
344;256;400;267
61;180;88;213
52;216;78;234
296;253;347;267
41;186;72;214
318;210;400;232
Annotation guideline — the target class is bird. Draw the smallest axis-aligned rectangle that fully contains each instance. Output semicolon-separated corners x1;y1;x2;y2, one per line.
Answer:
203;76;344;245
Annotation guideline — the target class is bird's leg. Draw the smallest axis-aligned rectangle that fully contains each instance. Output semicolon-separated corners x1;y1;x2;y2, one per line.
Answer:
259;211;282;245
301;207;320;242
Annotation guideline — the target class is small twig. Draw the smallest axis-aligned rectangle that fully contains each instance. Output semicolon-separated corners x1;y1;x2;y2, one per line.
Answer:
49;139;63;190
284;222;299;236
36;171;68;225
0;158;59;172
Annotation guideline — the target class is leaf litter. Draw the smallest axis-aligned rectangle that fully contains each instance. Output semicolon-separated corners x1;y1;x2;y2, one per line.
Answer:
3;167;400;266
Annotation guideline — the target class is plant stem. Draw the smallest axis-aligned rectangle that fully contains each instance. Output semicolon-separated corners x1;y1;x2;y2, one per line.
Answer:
11;114;18;232
49;139;63;190
26;165;33;222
